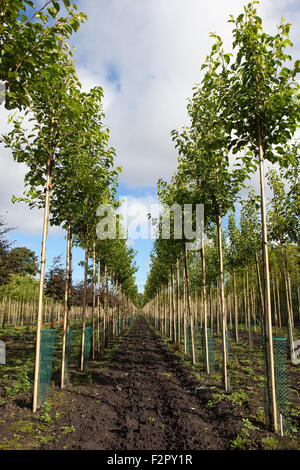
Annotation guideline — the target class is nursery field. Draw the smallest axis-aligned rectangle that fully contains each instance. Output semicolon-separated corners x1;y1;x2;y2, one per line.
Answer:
0;315;299;451
1;0;300;455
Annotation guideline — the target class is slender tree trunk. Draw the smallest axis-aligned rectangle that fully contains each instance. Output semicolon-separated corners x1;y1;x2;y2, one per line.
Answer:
32;156;53;413
97;258;101;355
246;266;252;346
276;277;282;328
279;242;294;359
61;225;70;389
257;118;278;432
168;278;172;340
171;266;176;343
201;244;210;374
80;225;89;371
104;263;108;348
183;266;187;353
91;242;96;360
67;226;73;331
216;212;229;392
272;272;278;328
184;243;196;364
112;278;116;339
287;273;294;328
216;287;220;336
233;270;239;343
255;252;264;318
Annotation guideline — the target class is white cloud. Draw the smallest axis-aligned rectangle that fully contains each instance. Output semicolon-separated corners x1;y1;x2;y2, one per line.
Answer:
1;0;299;246
118;193;163;240
72;0;300;188
0;107;63;236
76;66;117;112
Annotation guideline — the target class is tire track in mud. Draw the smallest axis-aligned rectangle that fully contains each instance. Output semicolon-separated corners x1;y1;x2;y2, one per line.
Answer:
44;315;237;450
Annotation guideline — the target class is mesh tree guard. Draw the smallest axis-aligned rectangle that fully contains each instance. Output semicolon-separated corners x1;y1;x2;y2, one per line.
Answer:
222;335;231;392
37;329;56;409
263;336;290;432
287;317;293;360
83;327;93;370
185;322;198;361
63;329;73;388
201;327;215;373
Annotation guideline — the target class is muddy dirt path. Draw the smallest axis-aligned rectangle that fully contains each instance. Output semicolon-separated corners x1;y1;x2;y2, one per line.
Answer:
44;315;239;450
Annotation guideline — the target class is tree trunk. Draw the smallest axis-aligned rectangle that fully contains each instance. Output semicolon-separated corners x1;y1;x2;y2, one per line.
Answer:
176;259;180;344
104;263;108;348
171;266;176;343
67;226;73;330
91;242;96;360
60;225;70;389
201;243;210;374
233;270;239;342
80;225;89;371
246;266;252;346
279;242;294;359
272;272;278;328
183;243;195;364
216;212;229;392
257;118;278;432
32;156;53;412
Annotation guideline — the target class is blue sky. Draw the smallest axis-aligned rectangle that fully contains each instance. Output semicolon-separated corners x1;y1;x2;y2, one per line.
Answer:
1;0;300;293
6;184;158;293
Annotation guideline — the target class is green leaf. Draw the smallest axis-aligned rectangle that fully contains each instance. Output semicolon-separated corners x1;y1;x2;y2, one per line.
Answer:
47;6;59;19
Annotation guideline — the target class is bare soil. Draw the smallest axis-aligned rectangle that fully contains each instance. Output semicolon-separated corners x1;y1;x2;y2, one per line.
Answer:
0;315;299;450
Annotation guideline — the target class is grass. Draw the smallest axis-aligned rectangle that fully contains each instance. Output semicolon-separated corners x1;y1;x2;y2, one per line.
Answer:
152;321;300;449
230;434;249;449
0;320;132;450
61;425;75;434
261;436;280;450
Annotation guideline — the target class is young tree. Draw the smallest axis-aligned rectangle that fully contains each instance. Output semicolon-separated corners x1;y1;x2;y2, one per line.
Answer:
2;49;85;411
226;210;242;342
0;0;86;109
225;1;300;432
267;167;296;357
172;35;249;390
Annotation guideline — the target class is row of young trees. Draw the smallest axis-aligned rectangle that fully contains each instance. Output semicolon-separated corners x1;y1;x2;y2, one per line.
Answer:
143;1;299;433
1;1;138;411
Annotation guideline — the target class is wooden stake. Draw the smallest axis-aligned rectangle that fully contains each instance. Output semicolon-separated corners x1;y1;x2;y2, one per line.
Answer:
80;225;89;371
32;157;52;413
61;225;70;389
216;212;229;392
257;119;278;432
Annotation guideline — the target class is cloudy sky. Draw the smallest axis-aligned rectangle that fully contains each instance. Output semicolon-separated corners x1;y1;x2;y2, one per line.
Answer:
1;0;299;292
